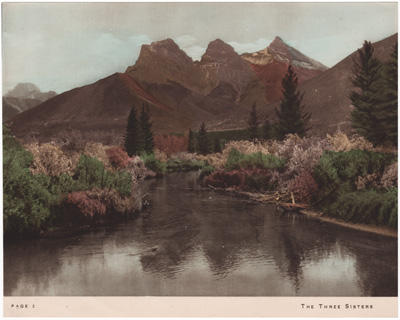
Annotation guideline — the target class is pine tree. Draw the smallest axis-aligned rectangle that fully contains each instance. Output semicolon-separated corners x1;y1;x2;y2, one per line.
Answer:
375;42;398;146
139;103;155;154
187;129;196;153
248;102;261;140
350;41;384;145
124;106;142;157
275;65;311;139
197;122;210;155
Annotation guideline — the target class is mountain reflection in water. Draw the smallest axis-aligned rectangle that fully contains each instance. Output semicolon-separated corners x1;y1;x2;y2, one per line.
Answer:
4;172;397;296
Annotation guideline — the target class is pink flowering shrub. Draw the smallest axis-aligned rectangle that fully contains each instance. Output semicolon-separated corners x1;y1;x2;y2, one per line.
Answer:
64;191;106;224
289;171;319;204
106;146;129;170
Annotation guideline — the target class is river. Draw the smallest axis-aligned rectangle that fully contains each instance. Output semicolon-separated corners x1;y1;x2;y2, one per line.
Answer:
3;172;398;296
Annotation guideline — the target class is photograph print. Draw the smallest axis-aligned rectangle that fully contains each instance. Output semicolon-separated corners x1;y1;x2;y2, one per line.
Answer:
2;1;398;317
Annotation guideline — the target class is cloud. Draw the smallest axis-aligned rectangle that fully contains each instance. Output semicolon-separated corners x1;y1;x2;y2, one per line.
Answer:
174;35;206;61
175;35;197;48
227;38;272;54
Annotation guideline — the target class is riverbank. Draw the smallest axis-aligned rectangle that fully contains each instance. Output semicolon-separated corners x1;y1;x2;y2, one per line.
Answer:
214;187;398;238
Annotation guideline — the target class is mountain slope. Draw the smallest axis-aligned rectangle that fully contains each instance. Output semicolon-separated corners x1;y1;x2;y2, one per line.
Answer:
297;33;398;135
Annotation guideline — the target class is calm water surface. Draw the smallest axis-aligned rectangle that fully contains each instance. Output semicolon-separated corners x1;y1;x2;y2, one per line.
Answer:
4;172;398;296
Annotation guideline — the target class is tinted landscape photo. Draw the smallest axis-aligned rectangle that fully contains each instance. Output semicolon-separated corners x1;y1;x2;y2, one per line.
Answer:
2;2;398;315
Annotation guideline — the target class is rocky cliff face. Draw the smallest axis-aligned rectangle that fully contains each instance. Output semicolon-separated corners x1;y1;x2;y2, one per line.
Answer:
200;39;257;101
126;38;218;95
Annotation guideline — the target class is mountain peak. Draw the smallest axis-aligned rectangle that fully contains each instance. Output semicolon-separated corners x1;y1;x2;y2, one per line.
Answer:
201;39;237;63
6;83;40;97
208;38;232;48
268;36;289;52
135;38;194;66
272;36;284;44
5;82;56;100
149;38;179;51
268;36;328;70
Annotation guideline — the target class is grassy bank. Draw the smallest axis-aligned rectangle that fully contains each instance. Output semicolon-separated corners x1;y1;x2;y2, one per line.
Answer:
199;133;397;229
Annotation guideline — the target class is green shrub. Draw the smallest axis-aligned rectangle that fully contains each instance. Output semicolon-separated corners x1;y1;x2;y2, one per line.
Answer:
72;154;132;196
166;158;183;172
314;149;396;202
181;160;205;171
323;188;397;228
3;127;57;236
106;171;132;197
225;148;286;172
74;154;105;187
141;152;167;175
225;148;244;170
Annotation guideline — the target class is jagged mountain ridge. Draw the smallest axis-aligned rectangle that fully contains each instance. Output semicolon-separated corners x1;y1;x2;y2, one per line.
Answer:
3;83;57;121
9;34;390;141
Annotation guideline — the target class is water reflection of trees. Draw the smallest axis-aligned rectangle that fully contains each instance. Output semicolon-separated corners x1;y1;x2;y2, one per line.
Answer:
137;179;344;294
138;173;202;278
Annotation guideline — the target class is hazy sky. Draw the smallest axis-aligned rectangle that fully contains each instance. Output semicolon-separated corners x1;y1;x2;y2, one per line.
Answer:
2;2;398;94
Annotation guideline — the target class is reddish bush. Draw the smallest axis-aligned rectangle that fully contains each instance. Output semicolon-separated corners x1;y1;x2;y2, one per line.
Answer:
64;191;106;224
289;171;319;204
154;135;188;155
106;146;129;170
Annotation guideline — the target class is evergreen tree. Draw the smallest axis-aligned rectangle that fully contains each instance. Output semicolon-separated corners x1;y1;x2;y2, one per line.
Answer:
124;106;142;157
262;115;272;140
275;65;311;139
248;102;260;140
350;40;384;145
139;103;155;154
197;122;210;155
187;129;196;153
375;42;398;146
